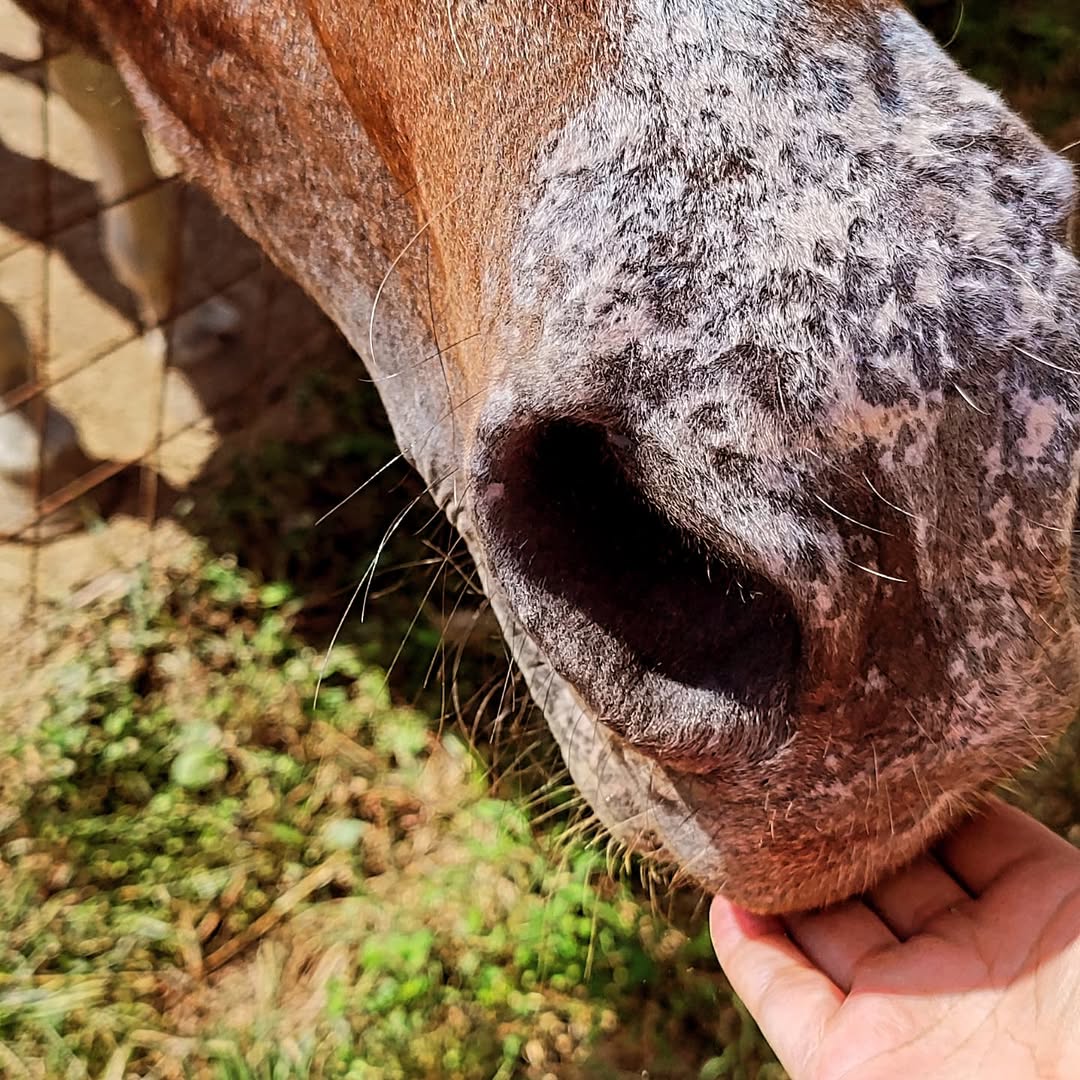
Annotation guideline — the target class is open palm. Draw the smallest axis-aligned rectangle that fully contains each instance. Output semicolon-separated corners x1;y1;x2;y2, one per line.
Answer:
711;800;1080;1080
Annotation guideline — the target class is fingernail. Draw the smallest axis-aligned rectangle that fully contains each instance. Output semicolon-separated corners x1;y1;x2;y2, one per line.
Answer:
712;896;783;939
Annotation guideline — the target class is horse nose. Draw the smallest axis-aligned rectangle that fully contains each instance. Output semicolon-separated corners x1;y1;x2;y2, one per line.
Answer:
470;408;803;767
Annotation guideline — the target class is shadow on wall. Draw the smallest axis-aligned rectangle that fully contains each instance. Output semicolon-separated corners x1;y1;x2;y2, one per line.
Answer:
0;48;340;542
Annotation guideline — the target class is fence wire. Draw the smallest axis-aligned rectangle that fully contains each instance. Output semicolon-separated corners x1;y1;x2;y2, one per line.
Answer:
0;11;334;626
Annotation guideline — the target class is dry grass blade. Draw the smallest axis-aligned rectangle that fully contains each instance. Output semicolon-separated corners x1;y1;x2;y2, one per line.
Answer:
204;856;347;972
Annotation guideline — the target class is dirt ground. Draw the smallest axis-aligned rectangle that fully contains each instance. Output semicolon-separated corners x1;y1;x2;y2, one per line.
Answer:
0;0;340;636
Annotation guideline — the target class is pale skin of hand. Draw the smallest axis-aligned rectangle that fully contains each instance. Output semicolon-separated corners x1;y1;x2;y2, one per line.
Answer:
710;800;1080;1080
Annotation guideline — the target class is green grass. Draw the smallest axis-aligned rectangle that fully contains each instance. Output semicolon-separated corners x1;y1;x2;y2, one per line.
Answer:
0;556;777;1079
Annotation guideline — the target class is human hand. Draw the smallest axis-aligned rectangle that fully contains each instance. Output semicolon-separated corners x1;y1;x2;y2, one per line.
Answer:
710;799;1080;1079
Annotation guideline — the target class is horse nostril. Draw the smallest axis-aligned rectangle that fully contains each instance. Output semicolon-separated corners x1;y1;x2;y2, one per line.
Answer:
474;417;801;758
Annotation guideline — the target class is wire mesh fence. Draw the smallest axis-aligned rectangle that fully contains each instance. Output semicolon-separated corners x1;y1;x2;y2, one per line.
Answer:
0;0;338;633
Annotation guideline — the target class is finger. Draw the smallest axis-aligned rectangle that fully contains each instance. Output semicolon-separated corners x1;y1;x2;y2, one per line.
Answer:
784;899;899;991
710;896;843;1079
869;854;972;939
935;797;1077;895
